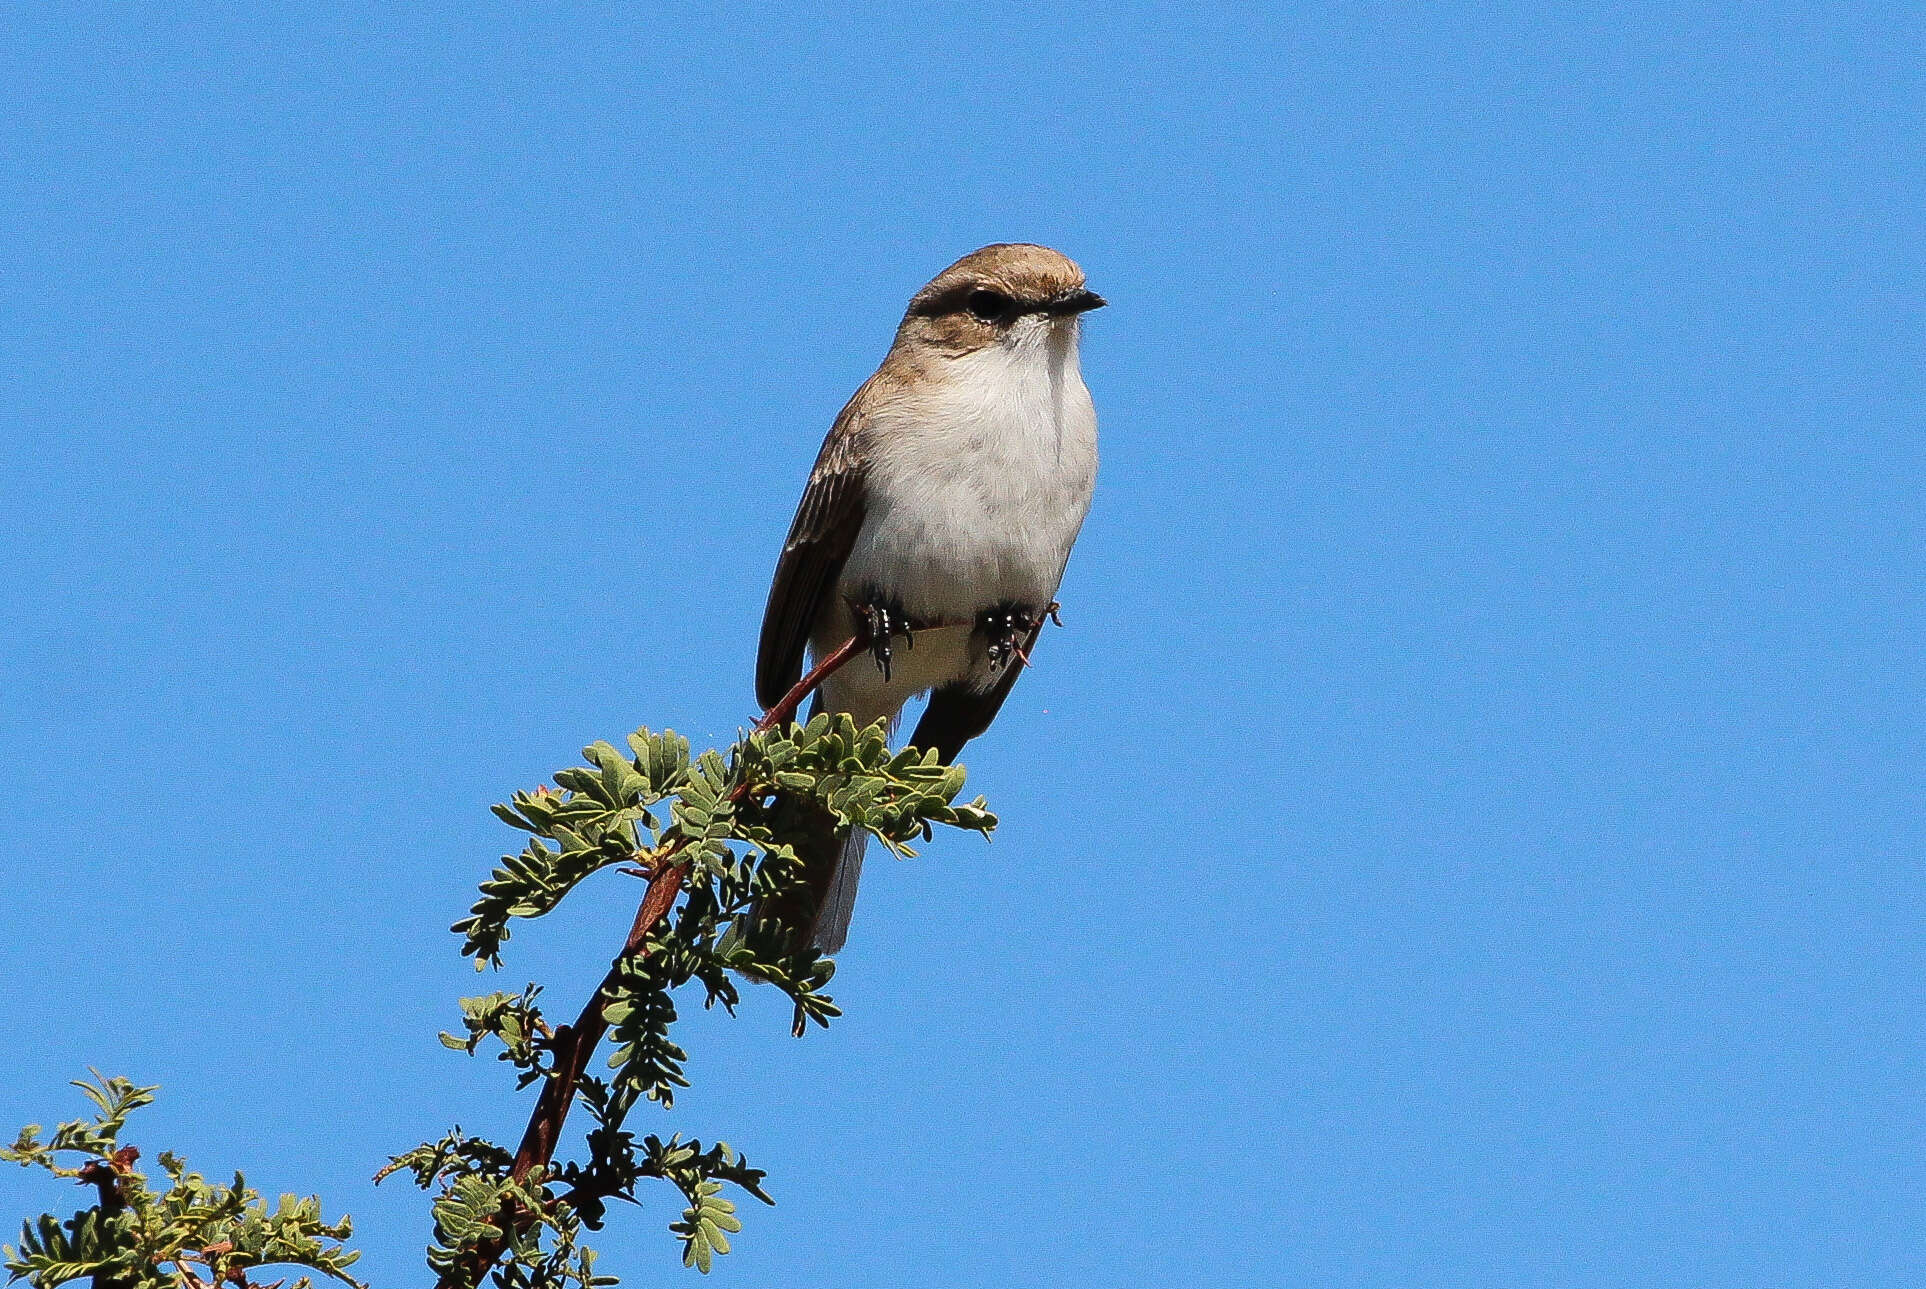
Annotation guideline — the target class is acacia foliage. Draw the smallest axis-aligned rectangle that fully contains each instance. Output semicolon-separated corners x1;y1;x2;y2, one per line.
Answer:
6;713;995;1286
3;1075;362;1289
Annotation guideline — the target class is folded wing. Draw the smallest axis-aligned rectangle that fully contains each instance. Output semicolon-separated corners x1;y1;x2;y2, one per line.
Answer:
755;393;870;710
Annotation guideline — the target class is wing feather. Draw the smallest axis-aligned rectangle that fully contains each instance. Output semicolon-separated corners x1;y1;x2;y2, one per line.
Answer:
755;395;869;709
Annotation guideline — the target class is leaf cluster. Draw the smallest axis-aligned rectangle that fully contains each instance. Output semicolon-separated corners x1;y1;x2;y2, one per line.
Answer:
8;710;999;1287
2;1075;363;1289
395;714;995;1281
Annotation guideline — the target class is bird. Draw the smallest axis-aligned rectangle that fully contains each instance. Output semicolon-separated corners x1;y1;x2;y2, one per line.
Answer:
753;243;1104;954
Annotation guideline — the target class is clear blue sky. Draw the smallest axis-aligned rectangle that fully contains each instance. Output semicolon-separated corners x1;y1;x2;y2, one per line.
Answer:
3;5;1921;1286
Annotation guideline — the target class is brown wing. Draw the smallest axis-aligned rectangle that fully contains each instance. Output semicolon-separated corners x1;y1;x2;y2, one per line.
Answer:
906;622;1045;763
756;393;869;710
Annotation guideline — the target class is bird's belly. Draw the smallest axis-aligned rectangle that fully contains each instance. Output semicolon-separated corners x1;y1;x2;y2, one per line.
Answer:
840;431;1093;623
842;497;1062;622
816;462;1086;725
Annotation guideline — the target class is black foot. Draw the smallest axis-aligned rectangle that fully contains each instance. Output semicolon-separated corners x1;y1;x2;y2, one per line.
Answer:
978;602;1041;673
855;595;914;682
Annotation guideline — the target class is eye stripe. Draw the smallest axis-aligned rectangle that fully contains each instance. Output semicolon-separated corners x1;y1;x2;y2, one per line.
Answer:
909;281;1032;319
966;289;1014;323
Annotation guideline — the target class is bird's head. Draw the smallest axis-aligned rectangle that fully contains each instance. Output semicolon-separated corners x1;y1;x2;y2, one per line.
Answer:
893;243;1105;359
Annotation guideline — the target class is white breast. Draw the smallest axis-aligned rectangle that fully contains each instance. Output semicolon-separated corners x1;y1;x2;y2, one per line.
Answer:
842;319;1098;622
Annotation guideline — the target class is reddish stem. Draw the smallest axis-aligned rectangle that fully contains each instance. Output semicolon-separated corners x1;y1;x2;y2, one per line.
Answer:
752;631;873;734
505;629;875;1183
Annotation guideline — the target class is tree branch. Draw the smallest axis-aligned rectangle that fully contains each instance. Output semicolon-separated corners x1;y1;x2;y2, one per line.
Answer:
77;1149;136;1289
448;606;1030;1287
751;631;872;735
503;629;877;1185
445;627;889;1287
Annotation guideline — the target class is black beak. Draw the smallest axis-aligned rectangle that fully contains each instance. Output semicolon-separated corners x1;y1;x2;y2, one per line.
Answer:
1043;288;1107;317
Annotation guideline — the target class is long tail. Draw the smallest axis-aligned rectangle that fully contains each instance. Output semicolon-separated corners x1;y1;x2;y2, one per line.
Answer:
745;692;872;959
800;687;885;953
809;827;867;954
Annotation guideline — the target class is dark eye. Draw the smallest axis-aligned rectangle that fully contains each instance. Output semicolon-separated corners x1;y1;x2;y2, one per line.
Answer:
966;289;1014;322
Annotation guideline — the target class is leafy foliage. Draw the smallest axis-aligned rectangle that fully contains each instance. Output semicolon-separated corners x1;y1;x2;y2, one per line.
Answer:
400;711;994;1283
10;709;997;1286
439;987;553;1088
2;1075;363;1289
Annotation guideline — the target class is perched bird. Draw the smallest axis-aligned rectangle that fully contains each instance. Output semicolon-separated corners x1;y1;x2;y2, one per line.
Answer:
754;243;1104;953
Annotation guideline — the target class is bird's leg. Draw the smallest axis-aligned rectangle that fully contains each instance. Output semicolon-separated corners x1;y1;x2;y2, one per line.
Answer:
853;592;914;682
979;601;1042;673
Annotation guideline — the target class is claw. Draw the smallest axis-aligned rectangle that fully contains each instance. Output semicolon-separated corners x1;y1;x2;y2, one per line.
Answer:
854;596;914;683
856;604;892;681
979;602;1041;674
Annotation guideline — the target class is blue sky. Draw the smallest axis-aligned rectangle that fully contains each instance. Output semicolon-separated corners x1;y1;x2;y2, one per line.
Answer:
3;4;1922;1286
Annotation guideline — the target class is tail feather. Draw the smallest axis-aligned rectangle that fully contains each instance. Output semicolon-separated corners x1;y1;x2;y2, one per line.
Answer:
735;809;865;970
745;691;886;958
809;828;867;954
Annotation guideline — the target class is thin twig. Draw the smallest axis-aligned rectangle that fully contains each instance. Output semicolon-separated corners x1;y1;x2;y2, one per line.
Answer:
752;631;873;734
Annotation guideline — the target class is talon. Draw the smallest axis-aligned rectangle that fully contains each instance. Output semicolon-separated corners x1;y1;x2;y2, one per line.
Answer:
855;596;915;683
978;602;1041;674
1047;602;1063;628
